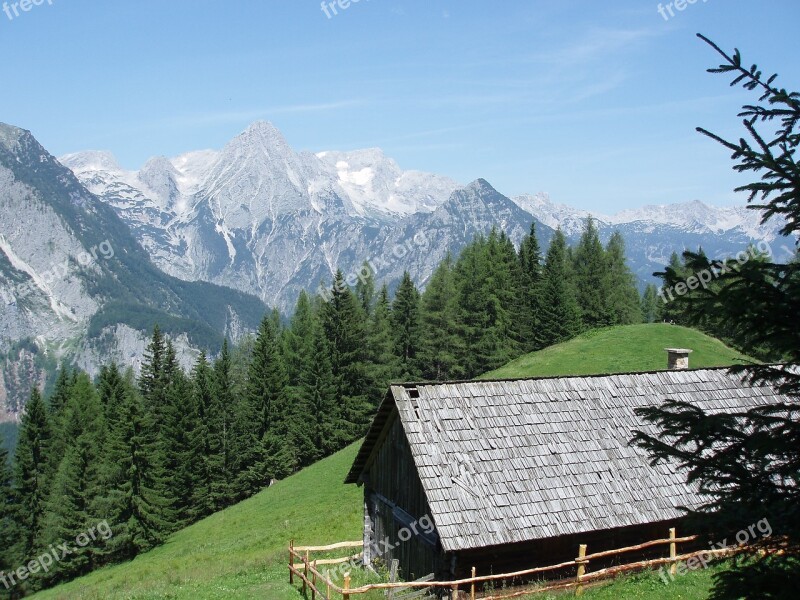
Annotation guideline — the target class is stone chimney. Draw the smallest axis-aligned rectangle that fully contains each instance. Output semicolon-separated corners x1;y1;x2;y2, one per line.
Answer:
665;348;693;370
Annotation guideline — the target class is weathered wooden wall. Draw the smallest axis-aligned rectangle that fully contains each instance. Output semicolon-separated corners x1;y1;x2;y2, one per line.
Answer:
363;415;445;581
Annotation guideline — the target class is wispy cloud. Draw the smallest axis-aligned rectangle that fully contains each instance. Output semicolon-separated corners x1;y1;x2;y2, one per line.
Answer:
527;27;659;67
154;100;367;128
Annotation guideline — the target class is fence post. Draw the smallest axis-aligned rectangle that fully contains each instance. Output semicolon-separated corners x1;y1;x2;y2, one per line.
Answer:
289;540;294;585
470;566;476;600
326;568;332;600
312;559;317;600
451;583;459;599
669;528;677;576
344;573;351;600
576;544;587;596
303;550;309;595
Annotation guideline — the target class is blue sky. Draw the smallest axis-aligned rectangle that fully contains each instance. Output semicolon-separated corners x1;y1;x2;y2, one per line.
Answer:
1;0;798;212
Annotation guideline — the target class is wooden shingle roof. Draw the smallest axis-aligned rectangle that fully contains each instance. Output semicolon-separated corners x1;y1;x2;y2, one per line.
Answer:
345;368;789;553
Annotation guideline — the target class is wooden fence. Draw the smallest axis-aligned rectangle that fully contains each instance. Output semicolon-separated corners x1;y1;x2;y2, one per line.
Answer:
288;528;741;599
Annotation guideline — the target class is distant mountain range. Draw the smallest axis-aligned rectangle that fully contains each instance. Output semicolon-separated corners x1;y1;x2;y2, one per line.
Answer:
62;121;792;311
0;120;792;422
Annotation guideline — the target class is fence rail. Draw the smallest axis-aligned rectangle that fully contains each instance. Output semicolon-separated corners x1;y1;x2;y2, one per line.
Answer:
288;528;742;599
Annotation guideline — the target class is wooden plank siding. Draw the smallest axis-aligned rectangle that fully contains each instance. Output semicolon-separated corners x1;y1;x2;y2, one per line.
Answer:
363;417;444;580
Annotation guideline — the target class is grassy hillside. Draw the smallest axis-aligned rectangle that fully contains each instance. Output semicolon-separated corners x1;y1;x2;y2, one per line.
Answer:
482;324;750;379
31;443;365;600
33;324;745;599
29;438;727;600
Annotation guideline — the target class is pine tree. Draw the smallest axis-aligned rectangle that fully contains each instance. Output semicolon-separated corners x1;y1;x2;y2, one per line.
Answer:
12;387;52;564
605;232;643;325
418;255;465;381
365;284;401;399
573;217;611;330
518;222;544;352
641;284;662;323
188;352;215;518
539;229;582;347
322;271;372;441
48;364;72;416
658;251;691;324
454;230;521;376
234;314;294;497
392;272;422;380
283;291;316;389
157;355;193;528
454;235;492;377
94;372;167;560
38;373;105;585
209;340;235;510
297;319;342;464
484;229;522;367
0;434;14;593
139;325;167;425
97;363;126;418
355;261;376;317
45;364;74;482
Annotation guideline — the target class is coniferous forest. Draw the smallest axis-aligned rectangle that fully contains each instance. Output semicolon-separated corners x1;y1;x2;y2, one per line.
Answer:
0;220;645;593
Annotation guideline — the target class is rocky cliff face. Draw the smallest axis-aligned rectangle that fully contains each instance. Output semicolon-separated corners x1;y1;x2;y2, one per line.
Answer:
0;123;267;421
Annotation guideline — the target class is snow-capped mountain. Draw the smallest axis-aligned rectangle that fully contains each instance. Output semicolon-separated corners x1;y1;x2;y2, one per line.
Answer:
513;193;795;284
3;119;797;422
0;123;266;422
61;121;795;313
60;121;478;310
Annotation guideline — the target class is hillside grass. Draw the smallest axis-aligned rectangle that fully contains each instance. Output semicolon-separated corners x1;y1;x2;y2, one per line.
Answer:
482;324;750;379
31;443;366;600
33;324;746;599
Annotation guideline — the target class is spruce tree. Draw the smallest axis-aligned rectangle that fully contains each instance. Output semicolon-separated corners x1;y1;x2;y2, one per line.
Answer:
573;217;611;330
234;314;294;496
94;372;167;559
634;37;800;596
188;352;215;518
40;374;105;584
0;435;14;593
518;222;544;352
454;235;492;377
539;229;582;347
12;388;52;564
355;261;376;316
605;232;643;324
297;319;342;464
485;229;522;367
97;363;127;418
392;272;422;380
322;271;372;441
45;364;73;482
157;352;194;528
139;325;167;426
48;364;72;416
209;340;235;510
283;291;316;389
641;284;662;323
418;255;465;381
365;284;401;399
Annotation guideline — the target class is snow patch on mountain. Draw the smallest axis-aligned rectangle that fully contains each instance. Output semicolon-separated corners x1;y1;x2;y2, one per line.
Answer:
513;194;786;241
